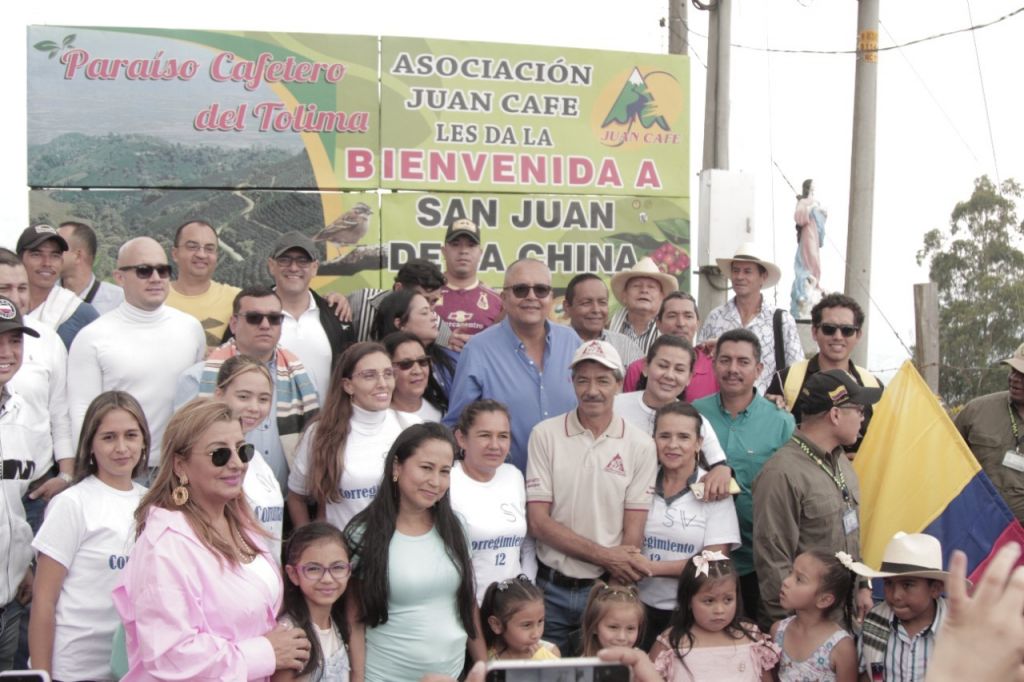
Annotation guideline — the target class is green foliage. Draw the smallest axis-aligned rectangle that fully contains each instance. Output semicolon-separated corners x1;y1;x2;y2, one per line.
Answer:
917;175;1024;406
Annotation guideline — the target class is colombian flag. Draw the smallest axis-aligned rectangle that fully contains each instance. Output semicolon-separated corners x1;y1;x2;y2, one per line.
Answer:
854;361;1024;582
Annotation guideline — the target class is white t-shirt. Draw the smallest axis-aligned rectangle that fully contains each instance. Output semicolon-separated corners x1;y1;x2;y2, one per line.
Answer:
244;450;284;562
397;399;443;424
31;475;146;681
613;391;726;466
637;467;741;610
450;462;535;603
289;406;417;530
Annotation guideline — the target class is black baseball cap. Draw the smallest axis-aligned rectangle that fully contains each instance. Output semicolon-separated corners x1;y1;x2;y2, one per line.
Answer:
270;232;318;260
0;297;39;338
17;225;68;256
796;369;882;415
444;218;481;245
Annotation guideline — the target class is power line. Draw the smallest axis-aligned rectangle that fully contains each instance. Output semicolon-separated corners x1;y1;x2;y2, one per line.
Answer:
683;5;1024;55
965;0;1002;184
878;20;982;167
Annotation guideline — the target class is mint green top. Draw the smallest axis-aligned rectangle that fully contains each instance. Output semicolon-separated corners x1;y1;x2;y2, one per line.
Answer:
694;392;795;575
363;527;467;682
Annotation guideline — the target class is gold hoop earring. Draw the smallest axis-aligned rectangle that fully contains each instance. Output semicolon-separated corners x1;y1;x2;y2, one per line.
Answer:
172;475;189;506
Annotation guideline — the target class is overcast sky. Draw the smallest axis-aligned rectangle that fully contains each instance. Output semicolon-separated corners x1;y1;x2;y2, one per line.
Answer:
4;0;1022;377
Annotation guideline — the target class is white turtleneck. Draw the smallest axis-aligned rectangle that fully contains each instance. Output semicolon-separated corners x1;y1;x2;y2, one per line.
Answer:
67;301;206;467
288;405;421;530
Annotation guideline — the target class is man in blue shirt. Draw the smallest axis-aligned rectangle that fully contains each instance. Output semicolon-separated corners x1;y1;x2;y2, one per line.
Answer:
693;328;795;622
445;258;581;472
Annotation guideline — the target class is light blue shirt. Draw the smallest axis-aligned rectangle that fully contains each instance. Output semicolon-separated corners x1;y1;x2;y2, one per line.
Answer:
444;319;581;472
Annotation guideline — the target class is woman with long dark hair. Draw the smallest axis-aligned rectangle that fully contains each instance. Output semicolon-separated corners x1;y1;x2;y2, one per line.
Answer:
287;342;417;530
29;391;150;681
373;289;456;409
344;422;484;681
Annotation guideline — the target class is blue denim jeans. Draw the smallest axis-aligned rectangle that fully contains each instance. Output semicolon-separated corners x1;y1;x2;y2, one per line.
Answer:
536;574;592;655
0;599;25;671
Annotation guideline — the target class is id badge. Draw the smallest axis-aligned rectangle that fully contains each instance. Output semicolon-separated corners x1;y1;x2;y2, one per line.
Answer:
1002;450;1024;472
843;507;859;534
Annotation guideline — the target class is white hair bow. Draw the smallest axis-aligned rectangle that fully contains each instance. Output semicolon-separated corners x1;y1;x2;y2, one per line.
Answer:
835;551;855;569
692;549;728;577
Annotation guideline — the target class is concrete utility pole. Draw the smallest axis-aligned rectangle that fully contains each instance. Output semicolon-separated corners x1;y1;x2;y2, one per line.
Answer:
914;282;940;393
845;0;879;367
696;0;731;319
668;0;688;55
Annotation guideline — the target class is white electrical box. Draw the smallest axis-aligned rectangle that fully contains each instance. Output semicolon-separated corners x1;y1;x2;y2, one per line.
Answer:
698;169;755;268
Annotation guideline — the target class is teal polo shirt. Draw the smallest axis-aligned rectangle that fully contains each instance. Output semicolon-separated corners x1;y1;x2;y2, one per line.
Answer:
694;391;795;576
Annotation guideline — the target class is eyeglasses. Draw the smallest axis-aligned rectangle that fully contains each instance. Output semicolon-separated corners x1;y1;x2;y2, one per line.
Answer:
181;241;217;255
204;443;255;466
508;284;553;299
352;369;395;382
817;323;860;338
274;255;313;268
240;311;284;326
837;404;866;415
393;357;430;371
297;562;351;582
118;264;172;279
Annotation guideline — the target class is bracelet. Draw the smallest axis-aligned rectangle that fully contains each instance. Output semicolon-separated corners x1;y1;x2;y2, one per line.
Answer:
57;472;73;484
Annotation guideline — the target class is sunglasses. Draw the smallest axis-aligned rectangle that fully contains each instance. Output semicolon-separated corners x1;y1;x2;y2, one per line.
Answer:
205;443;255;467
508;284;553;299
817;323;860;338
274;255;314;268
393;356;430;371
296;561;351;582
240;311;284;326
118;264;173;279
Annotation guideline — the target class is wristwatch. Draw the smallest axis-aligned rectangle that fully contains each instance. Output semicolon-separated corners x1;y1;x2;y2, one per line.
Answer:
57;472;73;484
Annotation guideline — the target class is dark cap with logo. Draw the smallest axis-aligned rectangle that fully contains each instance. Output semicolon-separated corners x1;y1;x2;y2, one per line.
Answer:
17;225;69;256
444;218;481;245
0;297;40;338
270;231;318;260
796;369;882;415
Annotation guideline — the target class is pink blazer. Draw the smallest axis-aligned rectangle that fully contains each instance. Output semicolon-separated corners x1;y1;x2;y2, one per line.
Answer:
112;507;280;681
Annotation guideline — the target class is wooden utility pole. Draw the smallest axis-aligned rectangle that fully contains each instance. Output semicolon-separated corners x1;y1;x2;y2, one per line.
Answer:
845;0;879;366
696;0;731;319
914;282;940;393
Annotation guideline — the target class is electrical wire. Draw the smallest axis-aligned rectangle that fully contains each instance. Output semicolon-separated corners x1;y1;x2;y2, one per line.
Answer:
878;20;982;167
682;5;1024;55
965;0;1002;184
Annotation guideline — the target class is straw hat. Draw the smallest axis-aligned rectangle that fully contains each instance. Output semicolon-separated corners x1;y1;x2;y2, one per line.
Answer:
839;532;961;585
715;241;782;289
610;257;678;305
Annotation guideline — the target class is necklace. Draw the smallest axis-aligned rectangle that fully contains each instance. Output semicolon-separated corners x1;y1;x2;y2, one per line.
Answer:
232;523;257;563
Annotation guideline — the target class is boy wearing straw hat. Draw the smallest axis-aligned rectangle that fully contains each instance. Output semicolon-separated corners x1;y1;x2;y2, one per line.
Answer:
842;532;956;682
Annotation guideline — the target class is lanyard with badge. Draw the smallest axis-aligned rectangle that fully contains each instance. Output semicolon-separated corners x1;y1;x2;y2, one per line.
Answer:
792;436;859;535
1004;402;1024;472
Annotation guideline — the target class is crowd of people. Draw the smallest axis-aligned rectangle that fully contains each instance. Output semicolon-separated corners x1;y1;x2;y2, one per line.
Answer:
0;216;1021;682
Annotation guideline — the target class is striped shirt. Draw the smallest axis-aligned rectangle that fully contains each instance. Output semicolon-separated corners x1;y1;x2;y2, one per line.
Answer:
858;597;946;682
608;307;660;356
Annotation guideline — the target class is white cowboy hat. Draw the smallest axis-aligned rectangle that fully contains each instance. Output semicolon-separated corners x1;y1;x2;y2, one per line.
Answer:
839;532;964;585
610;257;678;305
715;241;782;289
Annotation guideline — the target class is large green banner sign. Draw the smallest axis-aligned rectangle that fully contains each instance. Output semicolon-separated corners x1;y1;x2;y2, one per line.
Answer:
27;26;689;293
379;38;689;196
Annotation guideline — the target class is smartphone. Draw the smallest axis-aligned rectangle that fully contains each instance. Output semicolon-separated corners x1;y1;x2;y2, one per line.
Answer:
0;672;52;682
485;657;631;682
